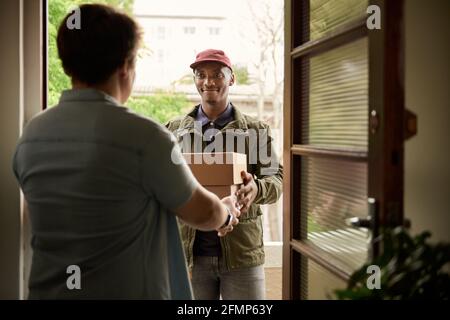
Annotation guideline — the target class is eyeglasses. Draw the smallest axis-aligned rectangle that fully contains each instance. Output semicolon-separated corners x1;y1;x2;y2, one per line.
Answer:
194;72;226;81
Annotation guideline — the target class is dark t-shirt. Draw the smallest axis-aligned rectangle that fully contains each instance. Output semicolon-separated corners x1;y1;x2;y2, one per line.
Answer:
193;105;234;257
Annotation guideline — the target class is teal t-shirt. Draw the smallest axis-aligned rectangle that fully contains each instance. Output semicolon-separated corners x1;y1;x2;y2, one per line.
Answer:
13;89;197;299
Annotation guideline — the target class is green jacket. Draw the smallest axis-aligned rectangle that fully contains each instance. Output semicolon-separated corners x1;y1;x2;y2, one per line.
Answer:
166;104;283;271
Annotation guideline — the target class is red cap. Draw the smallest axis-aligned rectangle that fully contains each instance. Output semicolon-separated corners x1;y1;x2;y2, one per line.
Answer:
190;49;232;71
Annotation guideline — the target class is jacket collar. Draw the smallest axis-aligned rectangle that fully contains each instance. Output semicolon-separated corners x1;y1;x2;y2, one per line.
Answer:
196;103;234;127
181;103;248;133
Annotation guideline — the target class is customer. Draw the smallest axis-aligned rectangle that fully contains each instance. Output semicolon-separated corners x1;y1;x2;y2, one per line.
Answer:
12;5;239;299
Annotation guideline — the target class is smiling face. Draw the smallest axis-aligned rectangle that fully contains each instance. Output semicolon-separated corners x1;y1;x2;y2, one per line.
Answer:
193;62;234;110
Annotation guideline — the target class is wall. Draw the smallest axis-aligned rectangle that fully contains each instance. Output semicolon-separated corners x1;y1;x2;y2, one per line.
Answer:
0;0;42;299
0;0;22;299
21;0;43;299
404;0;450;242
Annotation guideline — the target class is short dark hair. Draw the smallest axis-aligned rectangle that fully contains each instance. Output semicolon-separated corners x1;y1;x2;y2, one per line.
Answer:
57;4;142;85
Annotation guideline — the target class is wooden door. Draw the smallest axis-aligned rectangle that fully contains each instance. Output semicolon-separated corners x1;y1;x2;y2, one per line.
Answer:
283;0;406;299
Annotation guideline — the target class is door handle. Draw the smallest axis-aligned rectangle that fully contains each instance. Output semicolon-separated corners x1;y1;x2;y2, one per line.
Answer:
346;198;377;230
346;216;372;229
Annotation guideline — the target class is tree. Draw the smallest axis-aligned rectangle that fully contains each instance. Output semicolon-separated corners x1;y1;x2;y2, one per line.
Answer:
246;0;284;129
233;65;251;85
48;0;72;107
245;0;284;241
127;93;190;124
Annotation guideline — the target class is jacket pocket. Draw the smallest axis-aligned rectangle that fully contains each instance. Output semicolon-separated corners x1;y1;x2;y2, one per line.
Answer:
239;204;262;221
225;218;264;267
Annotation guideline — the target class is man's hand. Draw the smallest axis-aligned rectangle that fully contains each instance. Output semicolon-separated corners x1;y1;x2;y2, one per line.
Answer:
216;195;240;237
236;171;258;214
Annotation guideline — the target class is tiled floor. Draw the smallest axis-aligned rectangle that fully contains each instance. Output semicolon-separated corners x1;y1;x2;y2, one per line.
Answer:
265;267;282;300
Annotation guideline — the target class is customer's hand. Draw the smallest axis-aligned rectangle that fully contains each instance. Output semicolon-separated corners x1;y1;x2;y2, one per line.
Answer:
217;195;240;237
236;171;258;214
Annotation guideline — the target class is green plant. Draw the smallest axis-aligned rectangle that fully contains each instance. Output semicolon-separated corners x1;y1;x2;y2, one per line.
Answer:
126;92;190;124
233;65;251;85
335;227;450;300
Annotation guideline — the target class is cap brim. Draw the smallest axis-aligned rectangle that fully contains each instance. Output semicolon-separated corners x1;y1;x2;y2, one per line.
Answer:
190;59;231;70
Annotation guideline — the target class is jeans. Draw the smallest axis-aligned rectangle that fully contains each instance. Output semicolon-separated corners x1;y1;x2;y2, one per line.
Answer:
191;256;265;300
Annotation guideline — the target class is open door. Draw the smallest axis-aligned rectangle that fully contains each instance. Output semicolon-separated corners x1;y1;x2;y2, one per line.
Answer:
283;0;408;299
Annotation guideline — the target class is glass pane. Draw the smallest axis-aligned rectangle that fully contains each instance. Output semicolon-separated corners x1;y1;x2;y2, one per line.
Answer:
300;255;347;300
301;38;368;150
300;156;369;271
310;0;368;41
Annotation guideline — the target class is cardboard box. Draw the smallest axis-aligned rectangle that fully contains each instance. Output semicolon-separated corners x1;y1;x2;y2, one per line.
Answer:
205;185;241;199
182;152;247;186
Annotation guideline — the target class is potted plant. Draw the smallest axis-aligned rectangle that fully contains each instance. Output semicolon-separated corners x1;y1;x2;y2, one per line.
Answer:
335;227;450;299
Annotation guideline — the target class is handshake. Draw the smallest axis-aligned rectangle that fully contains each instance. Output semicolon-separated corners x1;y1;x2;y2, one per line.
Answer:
181;153;258;237
216;195;241;237
216;171;258;237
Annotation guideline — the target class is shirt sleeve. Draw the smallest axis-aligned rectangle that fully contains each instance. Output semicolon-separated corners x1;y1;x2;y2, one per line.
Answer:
141;126;199;211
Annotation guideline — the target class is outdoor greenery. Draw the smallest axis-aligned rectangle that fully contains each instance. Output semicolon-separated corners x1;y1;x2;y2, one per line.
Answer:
48;0;188;124
127;93;190;124
334;227;450;300
233;65;251;85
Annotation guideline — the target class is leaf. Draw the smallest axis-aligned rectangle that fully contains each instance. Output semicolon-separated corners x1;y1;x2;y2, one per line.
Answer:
333;226;450;300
